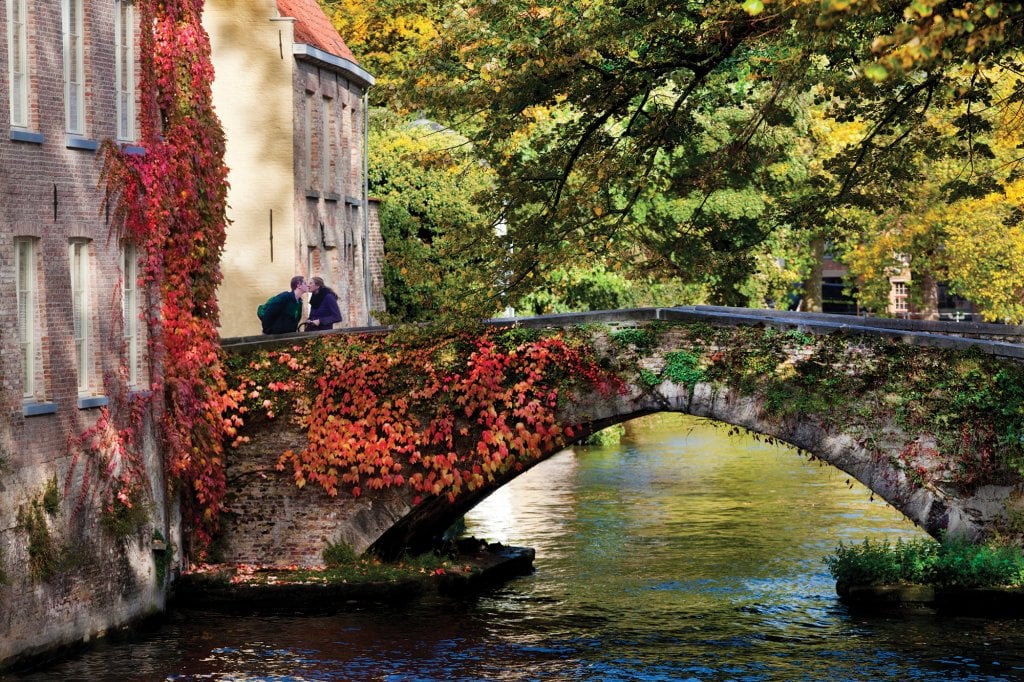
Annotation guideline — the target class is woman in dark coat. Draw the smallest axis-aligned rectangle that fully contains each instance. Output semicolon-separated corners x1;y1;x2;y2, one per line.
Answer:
305;276;343;330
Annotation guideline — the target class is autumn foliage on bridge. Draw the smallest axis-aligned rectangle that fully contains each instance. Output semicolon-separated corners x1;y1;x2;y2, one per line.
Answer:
225;329;626;503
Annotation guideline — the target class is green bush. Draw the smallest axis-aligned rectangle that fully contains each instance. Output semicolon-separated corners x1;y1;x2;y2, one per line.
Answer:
583;424;625;446
825;537;1024;588
42;476;60;515
18;501;62;581
929;537;1024;588
324;540;359;567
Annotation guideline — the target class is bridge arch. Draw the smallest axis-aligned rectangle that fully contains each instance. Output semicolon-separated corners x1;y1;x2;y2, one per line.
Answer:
219;308;1024;565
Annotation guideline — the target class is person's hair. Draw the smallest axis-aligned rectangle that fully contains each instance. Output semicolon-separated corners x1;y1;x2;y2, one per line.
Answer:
290;275;305;291
311;276;326;288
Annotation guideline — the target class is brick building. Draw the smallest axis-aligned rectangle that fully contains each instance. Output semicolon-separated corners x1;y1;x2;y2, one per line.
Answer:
204;0;385;338
0;0;169;667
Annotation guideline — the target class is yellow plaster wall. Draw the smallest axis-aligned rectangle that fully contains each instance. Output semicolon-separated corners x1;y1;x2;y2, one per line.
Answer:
204;0;298;339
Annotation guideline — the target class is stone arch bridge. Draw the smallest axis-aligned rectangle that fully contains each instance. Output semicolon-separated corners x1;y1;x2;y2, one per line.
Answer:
219;307;1024;565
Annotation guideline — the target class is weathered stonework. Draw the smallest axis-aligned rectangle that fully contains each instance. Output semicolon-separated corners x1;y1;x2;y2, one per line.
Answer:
216;309;1024;567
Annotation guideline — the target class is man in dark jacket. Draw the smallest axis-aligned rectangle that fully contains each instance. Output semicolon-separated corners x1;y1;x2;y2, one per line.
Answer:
260;275;306;334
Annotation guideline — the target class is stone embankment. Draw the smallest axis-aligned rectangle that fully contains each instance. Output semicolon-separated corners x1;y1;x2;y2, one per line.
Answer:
172;541;536;613
837;582;1024;616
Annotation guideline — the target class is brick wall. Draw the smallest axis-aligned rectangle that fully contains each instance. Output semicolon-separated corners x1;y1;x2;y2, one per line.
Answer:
291;59;384;330
0;1;176;669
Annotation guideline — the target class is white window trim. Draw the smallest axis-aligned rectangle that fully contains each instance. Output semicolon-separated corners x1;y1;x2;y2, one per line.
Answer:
122;243;139;386
63;0;85;135
7;0;29;128
115;0;136;141
15;238;36;399
70;240;91;394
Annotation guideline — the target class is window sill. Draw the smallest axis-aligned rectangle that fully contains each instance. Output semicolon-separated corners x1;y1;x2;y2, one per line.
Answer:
66;136;99;151
77;395;110;410
120;143;145;156
305;190;322;199
23;401;57;417
324;192;341;202
10;129;44;144
345;195;363;206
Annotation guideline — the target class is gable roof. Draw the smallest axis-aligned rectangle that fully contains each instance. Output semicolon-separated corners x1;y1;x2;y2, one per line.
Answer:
276;0;357;63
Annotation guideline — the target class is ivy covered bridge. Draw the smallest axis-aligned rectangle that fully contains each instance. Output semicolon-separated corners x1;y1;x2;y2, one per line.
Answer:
218;307;1024;565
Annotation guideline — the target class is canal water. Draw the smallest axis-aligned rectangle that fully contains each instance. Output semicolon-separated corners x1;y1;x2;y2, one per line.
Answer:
9;413;1024;681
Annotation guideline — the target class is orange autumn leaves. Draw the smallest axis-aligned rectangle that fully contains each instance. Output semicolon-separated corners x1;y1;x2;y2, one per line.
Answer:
227;330;625;504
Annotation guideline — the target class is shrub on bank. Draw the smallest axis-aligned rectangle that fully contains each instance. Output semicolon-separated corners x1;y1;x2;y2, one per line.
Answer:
826;537;1024;588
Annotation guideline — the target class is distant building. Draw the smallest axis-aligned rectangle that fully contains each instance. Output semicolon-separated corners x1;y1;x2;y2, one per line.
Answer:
822;254;978;321
204;0;385;338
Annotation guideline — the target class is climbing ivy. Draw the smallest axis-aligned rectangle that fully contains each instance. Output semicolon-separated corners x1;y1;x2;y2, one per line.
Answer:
100;0;231;555
224;329;626;502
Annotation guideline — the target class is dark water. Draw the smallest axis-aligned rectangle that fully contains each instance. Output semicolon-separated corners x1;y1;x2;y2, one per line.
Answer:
10;414;1024;681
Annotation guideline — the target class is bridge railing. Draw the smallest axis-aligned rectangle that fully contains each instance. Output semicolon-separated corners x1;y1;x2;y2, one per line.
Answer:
221;306;1024;362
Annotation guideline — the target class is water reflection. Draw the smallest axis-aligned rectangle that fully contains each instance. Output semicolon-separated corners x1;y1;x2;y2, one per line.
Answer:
8;413;1024;681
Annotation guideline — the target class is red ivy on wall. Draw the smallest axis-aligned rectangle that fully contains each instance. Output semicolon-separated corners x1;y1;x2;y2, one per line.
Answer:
101;0;231;554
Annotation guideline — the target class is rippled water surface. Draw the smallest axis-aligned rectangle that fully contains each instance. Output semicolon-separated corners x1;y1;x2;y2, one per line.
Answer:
9;414;1024;681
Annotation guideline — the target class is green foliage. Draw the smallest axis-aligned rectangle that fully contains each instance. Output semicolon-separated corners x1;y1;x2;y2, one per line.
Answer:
515;266;699;316
323;539;360;567
826;538;937;586
785;329;816;346
244;551;451;585
331;0;1024;319
16;479;72;581
101;485;151;540
638;368;661;387
368;111;500;323
494;326;541;350
931;537;1024;588
18;500;62;581
583;424;625;447
153;530;172;587
826;537;1024;588
662;351;705;387
42;475;60;515
611;327;658;353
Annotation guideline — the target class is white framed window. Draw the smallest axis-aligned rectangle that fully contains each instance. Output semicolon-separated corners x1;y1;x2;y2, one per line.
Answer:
15;238;36;398
69;240;91;393
7;0;29;128
893;281;909;312
121;243;139;386
63;0;85;134
115;0;135;141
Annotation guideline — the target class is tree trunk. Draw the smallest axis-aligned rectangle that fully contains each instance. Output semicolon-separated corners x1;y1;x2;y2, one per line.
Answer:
802;234;825;313
918;270;939;320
